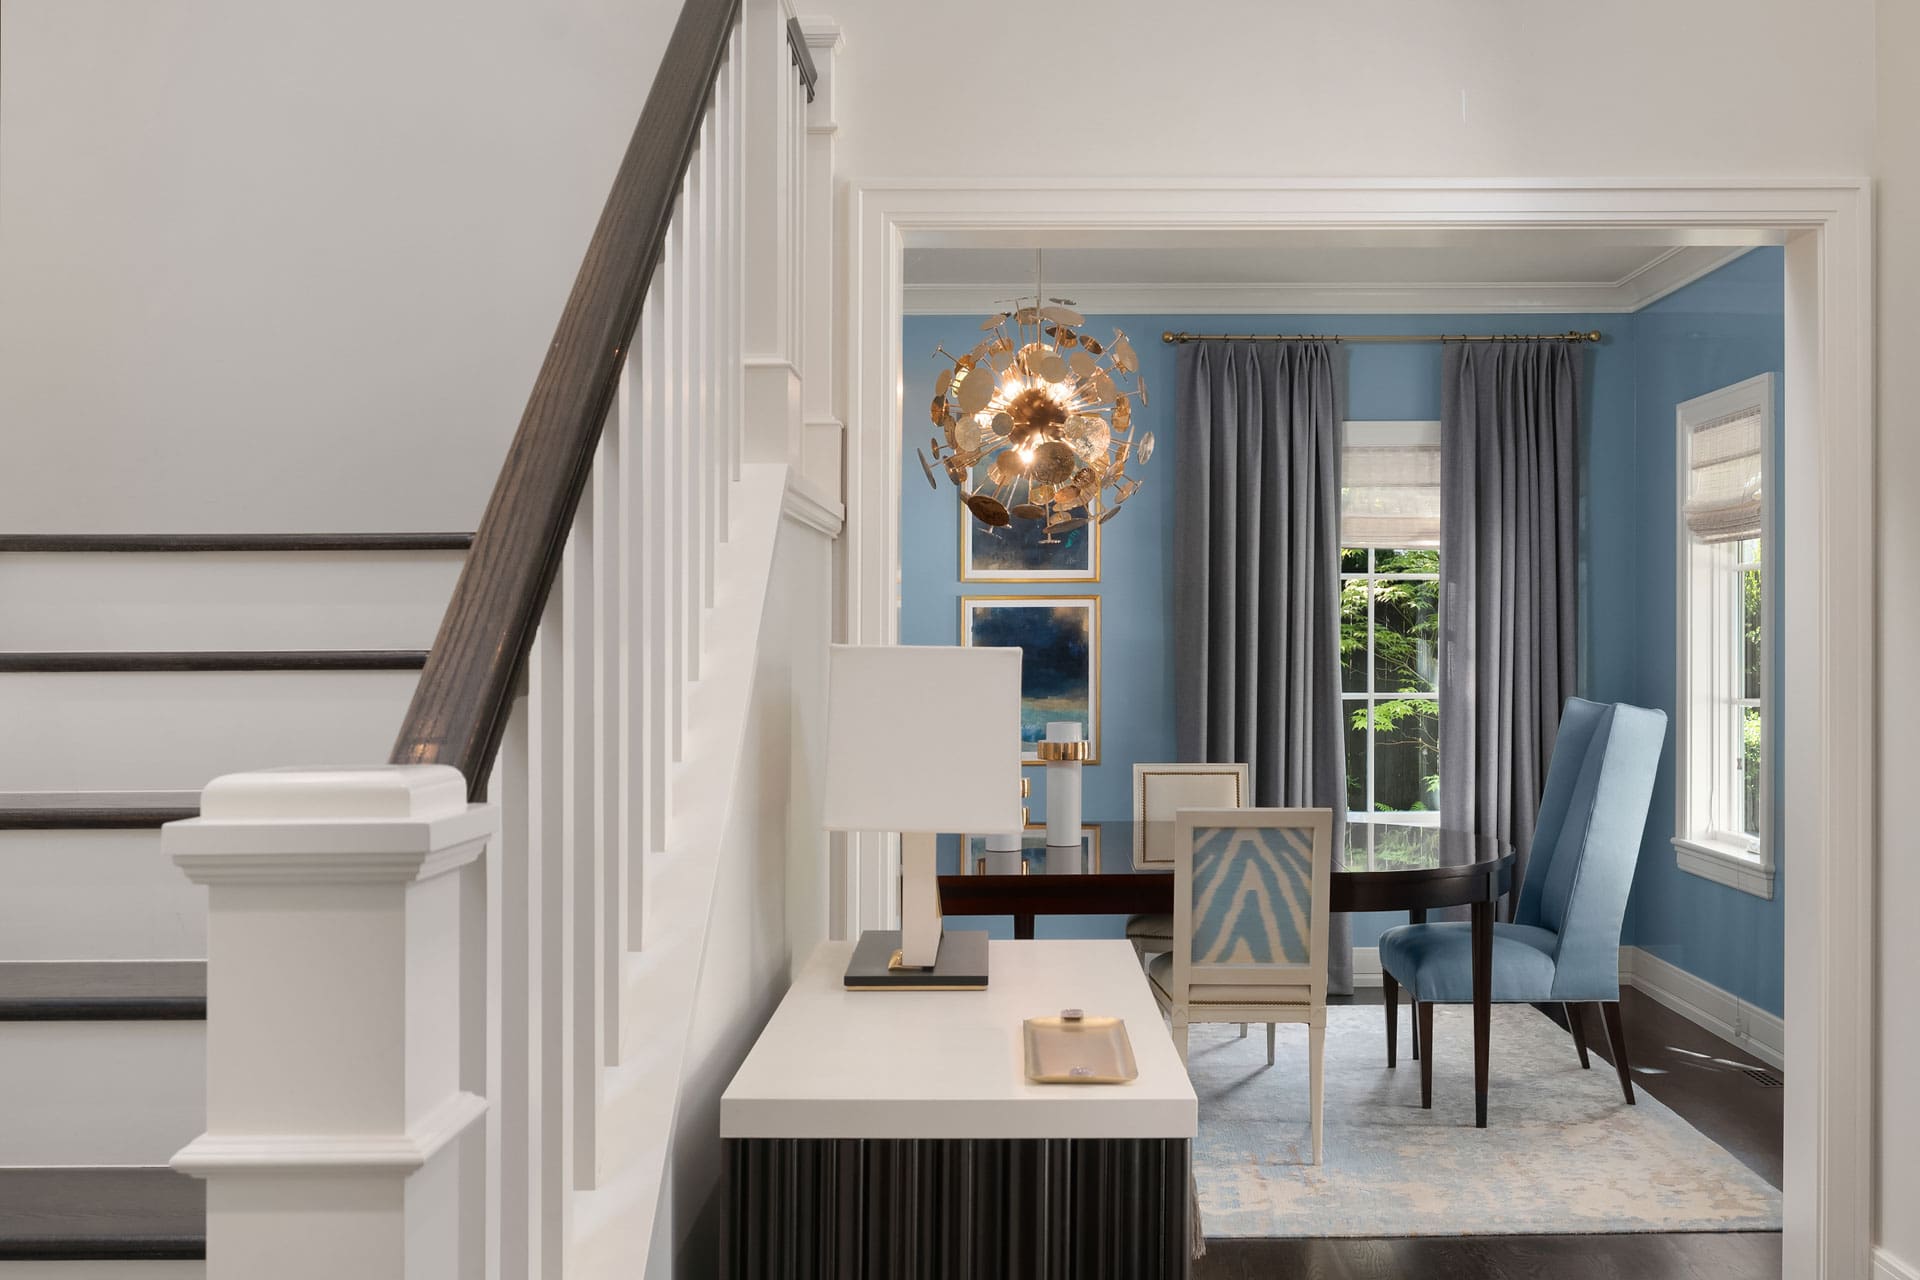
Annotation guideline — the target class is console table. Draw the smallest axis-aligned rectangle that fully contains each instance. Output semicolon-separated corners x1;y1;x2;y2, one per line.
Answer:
721;939;1197;1278
936;819;1514;1128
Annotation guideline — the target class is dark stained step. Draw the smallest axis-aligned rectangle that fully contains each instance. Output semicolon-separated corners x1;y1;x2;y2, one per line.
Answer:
0;650;428;673
0;962;206;1022
0;532;471;553
0;791;199;830
0;1167;205;1261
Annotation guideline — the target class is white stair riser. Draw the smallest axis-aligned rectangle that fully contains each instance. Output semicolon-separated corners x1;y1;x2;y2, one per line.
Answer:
0;831;204;962
0;670;419;792
0;551;462;652
0;1022;203;1165
0;1263;204;1278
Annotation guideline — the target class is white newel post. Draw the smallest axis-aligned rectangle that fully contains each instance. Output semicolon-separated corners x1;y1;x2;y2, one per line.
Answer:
163;766;497;1280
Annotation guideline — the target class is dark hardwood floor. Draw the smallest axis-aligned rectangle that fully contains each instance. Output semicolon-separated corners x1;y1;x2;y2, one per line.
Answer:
1195;988;1783;1280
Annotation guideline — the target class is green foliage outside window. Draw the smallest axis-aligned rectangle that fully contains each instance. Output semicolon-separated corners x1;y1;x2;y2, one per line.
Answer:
1342;548;1440;812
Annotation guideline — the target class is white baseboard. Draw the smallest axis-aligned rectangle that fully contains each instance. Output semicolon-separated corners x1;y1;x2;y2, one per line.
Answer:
1355;942;1784;1072
1876;1247;1920;1280
1352;946;1382;987
1618;946;1785;1071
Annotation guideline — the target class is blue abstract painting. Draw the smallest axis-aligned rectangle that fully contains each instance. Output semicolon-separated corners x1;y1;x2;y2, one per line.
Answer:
962;492;1096;580
962;596;1098;761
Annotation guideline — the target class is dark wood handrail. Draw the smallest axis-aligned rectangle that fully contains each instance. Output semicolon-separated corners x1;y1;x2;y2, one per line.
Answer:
391;0;741;796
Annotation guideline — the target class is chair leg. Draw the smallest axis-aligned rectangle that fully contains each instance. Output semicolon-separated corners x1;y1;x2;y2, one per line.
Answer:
1600;1000;1636;1105
1309;1019;1326;1165
1417;1001;1434;1109
1172;1012;1190;1068
1266;1022;1276;1067
1383;970;1399;1068
1238;1023;1248;1039
1565;1001;1591;1069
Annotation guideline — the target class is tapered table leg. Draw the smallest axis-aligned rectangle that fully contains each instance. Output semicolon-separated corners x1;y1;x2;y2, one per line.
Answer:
1014;913;1035;940
1472;896;1492;1128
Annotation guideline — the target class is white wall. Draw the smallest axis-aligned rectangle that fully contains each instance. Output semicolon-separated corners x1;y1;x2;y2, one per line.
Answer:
1875;3;1919;1272
652;513;833;1276
826;0;1873;182
0;0;676;534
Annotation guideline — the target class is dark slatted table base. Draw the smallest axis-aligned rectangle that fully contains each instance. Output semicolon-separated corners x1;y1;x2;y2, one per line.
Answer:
726;1137;1190;1280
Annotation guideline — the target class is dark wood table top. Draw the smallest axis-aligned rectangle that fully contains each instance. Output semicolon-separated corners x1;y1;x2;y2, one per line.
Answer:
937;818;1513;916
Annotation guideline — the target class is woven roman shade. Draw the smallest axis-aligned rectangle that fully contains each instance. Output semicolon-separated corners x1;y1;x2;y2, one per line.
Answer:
1683;405;1764;543
1341;422;1441;548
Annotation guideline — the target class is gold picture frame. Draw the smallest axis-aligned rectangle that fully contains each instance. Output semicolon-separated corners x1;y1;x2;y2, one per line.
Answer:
960;594;1101;765
958;480;1102;583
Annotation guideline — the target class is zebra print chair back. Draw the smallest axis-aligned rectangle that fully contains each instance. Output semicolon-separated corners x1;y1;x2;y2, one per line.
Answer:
1172;808;1333;1008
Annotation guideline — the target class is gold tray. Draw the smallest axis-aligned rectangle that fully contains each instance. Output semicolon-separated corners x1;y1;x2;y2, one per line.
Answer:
1022;1013;1139;1084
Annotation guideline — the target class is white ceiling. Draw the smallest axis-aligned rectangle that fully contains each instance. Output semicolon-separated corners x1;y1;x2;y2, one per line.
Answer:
902;230;1766;315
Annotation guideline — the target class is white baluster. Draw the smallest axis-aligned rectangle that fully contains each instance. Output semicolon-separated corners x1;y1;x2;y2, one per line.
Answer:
612;341;642;1055
663;214;688;760
494;676;537;1279
713;67;732;546
641;277;671;878
577;452;613;1187
677;189;702;694
731;25;746;487
530;585;567;1278
684;141;711;657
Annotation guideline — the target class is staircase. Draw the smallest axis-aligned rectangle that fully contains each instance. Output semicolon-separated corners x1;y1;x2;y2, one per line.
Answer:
0;1;840;1273
0;533;469;1267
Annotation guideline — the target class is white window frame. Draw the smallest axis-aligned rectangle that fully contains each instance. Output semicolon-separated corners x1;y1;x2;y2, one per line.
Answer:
1341;420;1443;866
1673;374;1776;898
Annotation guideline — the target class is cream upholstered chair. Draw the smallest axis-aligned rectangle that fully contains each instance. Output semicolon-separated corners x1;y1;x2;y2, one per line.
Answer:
1146;807;1334;1164
1124;762;1250;960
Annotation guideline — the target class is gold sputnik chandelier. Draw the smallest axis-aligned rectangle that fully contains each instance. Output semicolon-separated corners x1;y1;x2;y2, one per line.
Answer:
917;256;1153;540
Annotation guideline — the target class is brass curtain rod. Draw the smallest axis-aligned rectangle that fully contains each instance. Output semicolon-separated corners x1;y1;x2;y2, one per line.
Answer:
1161;329;1603;345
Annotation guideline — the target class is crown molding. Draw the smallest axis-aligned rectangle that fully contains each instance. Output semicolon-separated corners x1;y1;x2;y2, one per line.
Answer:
902;246;1753;316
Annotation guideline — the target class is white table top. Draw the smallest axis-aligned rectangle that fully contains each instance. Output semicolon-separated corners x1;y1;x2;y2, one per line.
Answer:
720;939;1198;1140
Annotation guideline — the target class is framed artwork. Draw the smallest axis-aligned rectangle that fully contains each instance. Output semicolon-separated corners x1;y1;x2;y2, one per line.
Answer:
961;595;1100;764
963;823;1102;875
959;471;1100;582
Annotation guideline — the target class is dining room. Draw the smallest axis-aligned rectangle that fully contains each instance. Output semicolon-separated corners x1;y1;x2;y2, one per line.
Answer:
896;233;1788;1271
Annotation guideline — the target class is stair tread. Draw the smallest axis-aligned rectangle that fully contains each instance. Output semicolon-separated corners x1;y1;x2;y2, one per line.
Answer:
0;532;472;553
0;961;206;1021
0;1168;204;1260
0;649;428;672
0;792;201;829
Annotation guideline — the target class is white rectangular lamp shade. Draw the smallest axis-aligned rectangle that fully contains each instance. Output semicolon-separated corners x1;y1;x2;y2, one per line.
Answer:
823;645;1024;835
824;645;1023;973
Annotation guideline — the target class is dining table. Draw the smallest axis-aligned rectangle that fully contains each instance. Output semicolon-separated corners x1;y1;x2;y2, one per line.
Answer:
937;818;1516;1128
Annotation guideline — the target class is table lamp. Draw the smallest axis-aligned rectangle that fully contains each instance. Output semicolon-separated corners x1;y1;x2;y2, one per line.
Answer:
825;644;1022;989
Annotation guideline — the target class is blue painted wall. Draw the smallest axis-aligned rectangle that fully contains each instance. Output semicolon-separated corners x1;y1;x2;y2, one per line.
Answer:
902;256;1785;1017
1592;247;1788;1017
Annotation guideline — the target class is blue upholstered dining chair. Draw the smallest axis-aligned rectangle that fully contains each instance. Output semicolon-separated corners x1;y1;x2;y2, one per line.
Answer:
1377;697;1666;1110
1147;807;1333;1163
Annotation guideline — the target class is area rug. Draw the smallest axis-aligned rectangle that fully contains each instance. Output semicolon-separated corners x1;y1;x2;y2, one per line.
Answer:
1188;1003;1781;1237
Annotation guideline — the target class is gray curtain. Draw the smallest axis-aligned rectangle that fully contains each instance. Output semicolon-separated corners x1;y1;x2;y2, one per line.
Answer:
1173;340;1351;994
1439;341;1580;903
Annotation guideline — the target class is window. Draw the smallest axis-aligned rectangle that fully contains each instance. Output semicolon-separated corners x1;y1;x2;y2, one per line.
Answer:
1674;375;1775;898
1340;422;1441;860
